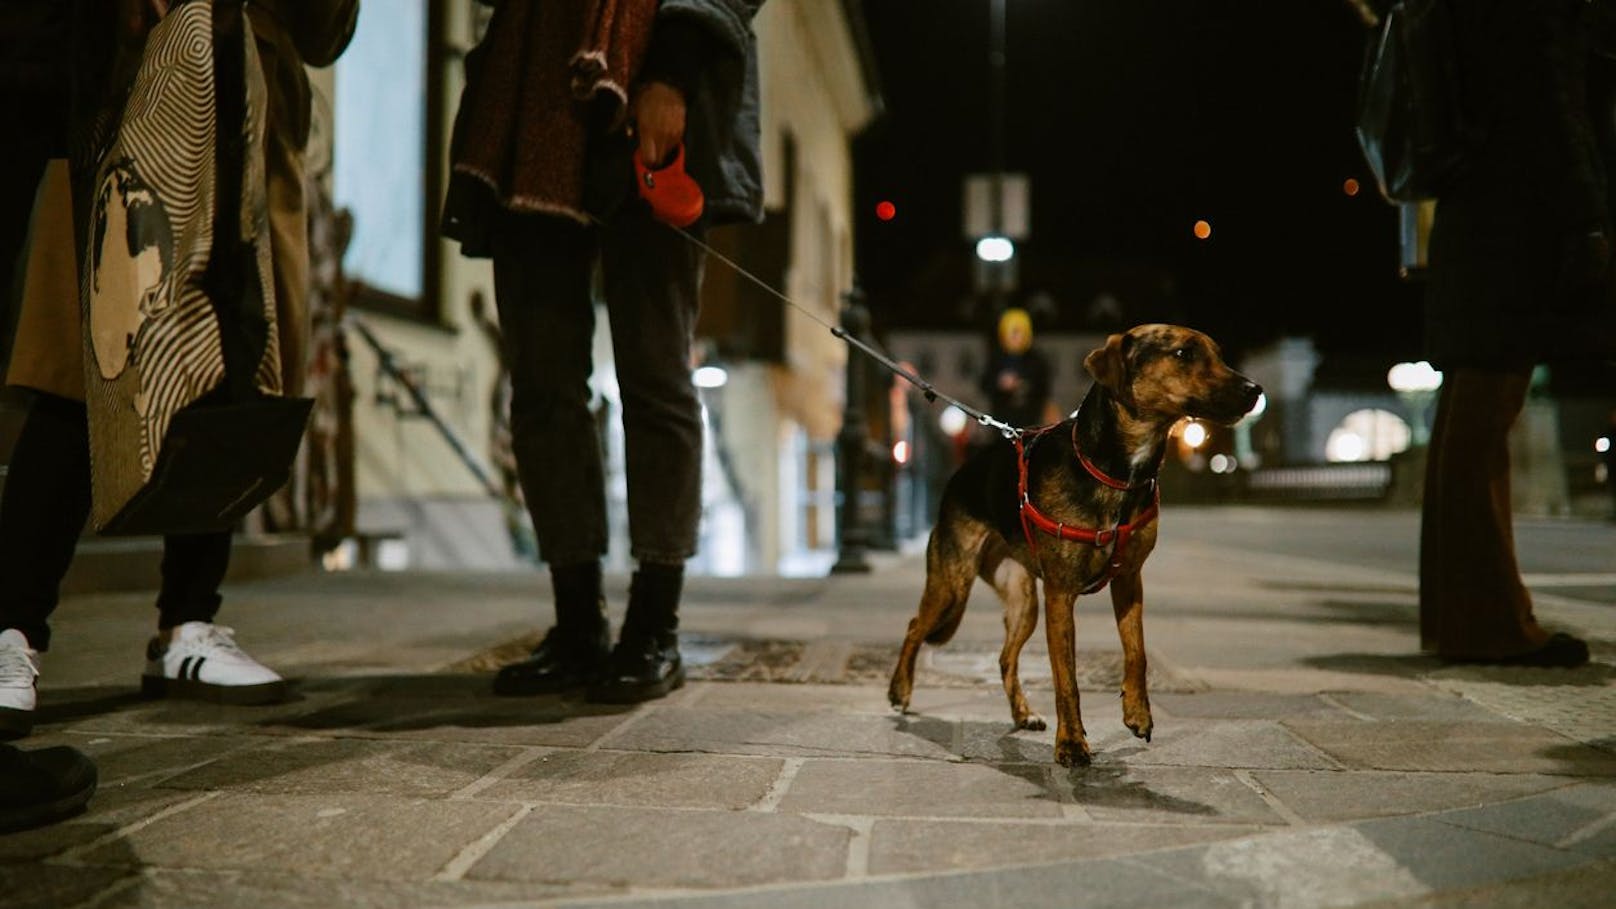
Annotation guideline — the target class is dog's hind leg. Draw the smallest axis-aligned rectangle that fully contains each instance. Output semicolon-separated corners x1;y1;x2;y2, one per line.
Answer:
888;509;987;713
980;544;1043;730
1044;583;1091;767
1109;570;1153;741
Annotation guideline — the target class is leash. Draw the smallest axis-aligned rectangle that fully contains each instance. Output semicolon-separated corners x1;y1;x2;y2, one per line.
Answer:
583;208;1023;440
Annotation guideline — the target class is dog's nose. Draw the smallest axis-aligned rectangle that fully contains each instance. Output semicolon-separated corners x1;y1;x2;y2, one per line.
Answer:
1241;380;1262;408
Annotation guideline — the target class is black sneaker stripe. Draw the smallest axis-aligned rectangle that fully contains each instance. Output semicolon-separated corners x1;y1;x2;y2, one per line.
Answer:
191;657;206;681
178;656;193;680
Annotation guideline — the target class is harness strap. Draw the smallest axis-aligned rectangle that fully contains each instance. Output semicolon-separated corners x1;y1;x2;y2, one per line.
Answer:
1015;426;1161;594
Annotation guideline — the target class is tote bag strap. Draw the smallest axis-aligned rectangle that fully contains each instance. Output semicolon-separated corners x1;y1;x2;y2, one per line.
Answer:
201;0;271;402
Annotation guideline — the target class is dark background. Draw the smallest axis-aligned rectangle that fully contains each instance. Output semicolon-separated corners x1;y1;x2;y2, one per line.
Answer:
853;0;1427;366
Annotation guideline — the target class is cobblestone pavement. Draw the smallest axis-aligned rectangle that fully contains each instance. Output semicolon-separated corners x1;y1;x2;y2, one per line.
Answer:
4;507;1616;908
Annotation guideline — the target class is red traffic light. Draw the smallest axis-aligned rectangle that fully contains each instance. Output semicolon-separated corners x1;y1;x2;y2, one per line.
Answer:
876;200;896;221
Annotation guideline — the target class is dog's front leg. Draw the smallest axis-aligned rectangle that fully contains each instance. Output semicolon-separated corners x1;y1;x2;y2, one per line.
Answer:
1043;583;1090;766
1109;570;1152;742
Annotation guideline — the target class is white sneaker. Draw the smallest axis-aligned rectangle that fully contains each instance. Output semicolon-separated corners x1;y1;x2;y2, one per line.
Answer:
0;629;39;738
141;622;286;705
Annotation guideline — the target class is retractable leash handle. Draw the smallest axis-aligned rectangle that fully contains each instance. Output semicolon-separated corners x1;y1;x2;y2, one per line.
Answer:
635;144;704;228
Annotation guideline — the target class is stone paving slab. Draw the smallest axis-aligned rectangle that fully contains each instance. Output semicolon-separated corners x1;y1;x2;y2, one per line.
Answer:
1149;691;1341;721
607;707;960;760
1431;783;1616;858
251;695;638;749
0;785;200;862
1247;770;1577;823
78;792;520;881
1283;720;1616;776
474;750;783;810
15;731;264;786
89;870;602;909
1140;819;1586;907
465;804;852;889
540;852;1229;909
1105;718;1341;771
157;739;527;798
0;863;136;909
1357;860;1616;908
1062;766;1285;825
1320;691;1522;723
779;758;1061;818
865;819;1262;876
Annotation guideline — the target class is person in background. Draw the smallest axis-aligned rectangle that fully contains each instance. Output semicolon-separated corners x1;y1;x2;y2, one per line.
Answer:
979;307;1055;431
1418;0;1616;667
0;0;360;739
444;0;764;703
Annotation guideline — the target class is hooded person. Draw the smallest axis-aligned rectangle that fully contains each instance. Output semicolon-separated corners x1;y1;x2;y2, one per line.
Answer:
979;307;1055;431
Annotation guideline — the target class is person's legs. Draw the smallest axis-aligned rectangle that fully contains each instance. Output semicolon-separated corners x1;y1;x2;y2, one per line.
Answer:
1419;368;1585;664
140;531;287;703
0;394;92;652
589;207;705;703
489;216;612;695
0;393;91;736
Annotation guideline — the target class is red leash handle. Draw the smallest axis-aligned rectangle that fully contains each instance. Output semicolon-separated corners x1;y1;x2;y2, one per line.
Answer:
635;144;705;228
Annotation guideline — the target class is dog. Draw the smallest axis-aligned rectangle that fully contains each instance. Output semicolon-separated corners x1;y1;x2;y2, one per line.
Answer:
887;324;1262;767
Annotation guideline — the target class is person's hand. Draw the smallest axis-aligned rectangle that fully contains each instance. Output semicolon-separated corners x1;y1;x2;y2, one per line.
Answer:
633;81;686;168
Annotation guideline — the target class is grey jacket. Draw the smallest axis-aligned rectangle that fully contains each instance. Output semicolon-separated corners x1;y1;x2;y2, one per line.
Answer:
656;0;766;225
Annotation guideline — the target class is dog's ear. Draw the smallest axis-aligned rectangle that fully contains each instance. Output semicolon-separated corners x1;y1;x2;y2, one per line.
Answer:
1084;333;1134;407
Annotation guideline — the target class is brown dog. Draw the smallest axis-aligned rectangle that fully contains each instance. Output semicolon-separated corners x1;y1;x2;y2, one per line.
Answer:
888;324;1261;766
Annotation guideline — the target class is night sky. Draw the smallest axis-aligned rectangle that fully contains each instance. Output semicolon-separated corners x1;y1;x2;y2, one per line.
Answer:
853;0;1427;366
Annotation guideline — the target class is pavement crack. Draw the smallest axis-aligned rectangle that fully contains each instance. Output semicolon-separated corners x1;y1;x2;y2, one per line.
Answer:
433;803;534;882
449;747;552;800
1234;770;1307;826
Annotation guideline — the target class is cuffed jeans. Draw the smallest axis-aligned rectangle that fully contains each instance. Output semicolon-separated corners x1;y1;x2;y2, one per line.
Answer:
490;207;704;566
0;393;232;651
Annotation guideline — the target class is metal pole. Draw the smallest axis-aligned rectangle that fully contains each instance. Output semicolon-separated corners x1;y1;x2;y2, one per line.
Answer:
831;289;873;574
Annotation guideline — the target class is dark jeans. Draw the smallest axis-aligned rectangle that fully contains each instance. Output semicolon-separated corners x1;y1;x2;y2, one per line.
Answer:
490;207;705;566
0;393;231;651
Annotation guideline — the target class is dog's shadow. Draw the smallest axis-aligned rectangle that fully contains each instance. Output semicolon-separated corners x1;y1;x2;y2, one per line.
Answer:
891;710;1219;817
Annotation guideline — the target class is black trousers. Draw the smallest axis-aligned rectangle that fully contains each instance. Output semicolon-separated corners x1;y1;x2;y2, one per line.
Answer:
489;208;705;567
0;393;231;651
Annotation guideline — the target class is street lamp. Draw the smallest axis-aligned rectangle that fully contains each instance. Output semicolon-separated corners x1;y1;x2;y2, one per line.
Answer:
1387;360;1442;445
975;236;1015;263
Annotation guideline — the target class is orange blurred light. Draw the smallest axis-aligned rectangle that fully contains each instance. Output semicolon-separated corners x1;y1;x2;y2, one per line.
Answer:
1343;177;1361;197
876;200;896;221
1193;220;1212;240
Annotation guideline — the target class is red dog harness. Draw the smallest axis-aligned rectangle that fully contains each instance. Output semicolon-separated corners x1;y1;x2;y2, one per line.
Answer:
1015;423;1161;595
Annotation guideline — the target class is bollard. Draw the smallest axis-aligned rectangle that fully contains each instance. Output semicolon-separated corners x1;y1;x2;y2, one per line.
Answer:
831;289;873;574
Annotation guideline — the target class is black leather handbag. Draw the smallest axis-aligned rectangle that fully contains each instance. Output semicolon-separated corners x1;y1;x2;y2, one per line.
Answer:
1355;0;1473;203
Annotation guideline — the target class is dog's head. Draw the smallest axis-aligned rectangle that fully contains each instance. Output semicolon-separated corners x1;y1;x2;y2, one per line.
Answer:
1083;324;1262;425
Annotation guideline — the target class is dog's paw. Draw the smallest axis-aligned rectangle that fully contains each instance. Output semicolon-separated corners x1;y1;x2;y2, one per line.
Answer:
1121;694;1153;743
887;680;911;714
1053;737;1092;767
1012;712;1046;732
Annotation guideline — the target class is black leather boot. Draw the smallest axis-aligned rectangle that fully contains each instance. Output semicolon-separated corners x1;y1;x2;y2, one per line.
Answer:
494;562;610;695
589;564;685;704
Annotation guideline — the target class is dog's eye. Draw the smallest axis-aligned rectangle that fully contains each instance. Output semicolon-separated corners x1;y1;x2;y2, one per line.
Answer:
1173;347;1195;361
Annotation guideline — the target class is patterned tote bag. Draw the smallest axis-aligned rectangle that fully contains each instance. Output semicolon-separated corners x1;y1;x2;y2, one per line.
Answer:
81;0;312;535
